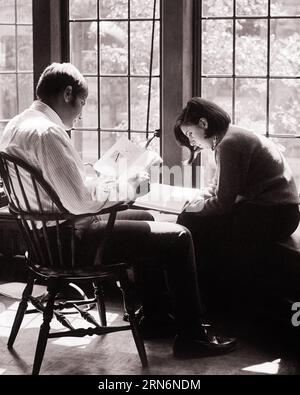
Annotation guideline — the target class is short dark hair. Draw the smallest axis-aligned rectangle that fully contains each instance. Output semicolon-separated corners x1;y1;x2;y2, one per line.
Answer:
174;97;231;164
36;62;88;102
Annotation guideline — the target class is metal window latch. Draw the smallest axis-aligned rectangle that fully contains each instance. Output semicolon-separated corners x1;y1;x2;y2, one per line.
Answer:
145;129;161;148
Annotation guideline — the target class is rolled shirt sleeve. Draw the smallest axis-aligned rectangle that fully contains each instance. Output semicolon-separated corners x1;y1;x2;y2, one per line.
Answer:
39;128;110;214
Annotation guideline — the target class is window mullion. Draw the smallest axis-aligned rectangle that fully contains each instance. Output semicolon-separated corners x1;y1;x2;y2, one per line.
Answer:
127;0;131;140
15;0;19;113
266;0;271;138
97;0;101;158
232;0;236;124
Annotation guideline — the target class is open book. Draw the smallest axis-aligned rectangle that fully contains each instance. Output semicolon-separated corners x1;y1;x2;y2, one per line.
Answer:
133;183;202;214
93;136;162;178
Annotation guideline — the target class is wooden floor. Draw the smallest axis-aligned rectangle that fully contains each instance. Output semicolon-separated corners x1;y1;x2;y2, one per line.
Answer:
0;282;300;376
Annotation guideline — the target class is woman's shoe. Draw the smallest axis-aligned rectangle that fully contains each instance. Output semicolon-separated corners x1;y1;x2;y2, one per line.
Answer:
173;334;237;359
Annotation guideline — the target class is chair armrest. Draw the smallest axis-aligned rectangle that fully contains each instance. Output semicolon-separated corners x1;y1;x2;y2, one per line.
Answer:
85;202;129;217
8;202;129;222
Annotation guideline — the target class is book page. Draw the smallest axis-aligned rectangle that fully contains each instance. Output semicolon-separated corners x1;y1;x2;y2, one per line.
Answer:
133;183;202;214
93;136;142;177
93;136;162;178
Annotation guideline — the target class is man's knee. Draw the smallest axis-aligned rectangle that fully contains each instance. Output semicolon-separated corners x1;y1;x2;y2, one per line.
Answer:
117;209;154;221
135;210;155;221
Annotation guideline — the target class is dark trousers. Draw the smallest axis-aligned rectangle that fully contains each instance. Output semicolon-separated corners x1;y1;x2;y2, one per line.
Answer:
177;202;300;305
71;209;205;337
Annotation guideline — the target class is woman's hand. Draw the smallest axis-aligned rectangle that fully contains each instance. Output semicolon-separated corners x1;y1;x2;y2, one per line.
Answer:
185;195;205;213
201;186;216;199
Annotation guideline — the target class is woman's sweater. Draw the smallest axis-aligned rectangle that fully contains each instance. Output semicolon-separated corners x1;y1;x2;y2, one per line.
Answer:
199;125;300;216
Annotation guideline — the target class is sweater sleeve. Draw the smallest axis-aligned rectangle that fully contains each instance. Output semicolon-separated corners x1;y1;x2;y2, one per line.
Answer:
197;140;242;216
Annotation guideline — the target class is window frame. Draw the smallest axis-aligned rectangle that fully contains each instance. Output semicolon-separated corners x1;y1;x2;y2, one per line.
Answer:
0;0;34;125
30;0;193;179
193;0;300;137
62;1;162;163
192;0;300;188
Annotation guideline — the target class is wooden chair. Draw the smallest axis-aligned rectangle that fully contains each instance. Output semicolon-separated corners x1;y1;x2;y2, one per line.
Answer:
0;151;148;375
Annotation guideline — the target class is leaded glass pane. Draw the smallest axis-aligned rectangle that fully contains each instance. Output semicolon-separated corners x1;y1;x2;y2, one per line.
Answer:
270;19;300;76
17;25;33;71
100;77;128;129
236;0;268;16
202;0;233;17
0;73;17;119
130;77;159;131
235;78;267;133
0;0;15;24
100;21;128;75
202;20;233;75
271;0;300;16
269;79;300;135
17;0;32;24
81;76;98;128
17;73;33;112
70;22;97;74
201;78;233;119
69;0;97;19
0;25;16;71
235;19;267;76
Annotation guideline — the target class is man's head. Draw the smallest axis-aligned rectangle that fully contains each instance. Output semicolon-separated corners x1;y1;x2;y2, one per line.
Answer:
36;62;88;129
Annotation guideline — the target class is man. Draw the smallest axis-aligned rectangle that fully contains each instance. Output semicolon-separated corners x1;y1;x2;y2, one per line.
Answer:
0;62;236;358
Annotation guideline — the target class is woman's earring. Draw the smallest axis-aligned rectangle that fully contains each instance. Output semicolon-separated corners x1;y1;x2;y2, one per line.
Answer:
211;136;218;151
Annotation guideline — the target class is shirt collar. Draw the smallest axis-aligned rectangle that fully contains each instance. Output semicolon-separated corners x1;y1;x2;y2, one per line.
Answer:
30;100;65;129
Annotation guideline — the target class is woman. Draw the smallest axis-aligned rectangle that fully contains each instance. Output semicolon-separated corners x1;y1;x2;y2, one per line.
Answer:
174;97;300;304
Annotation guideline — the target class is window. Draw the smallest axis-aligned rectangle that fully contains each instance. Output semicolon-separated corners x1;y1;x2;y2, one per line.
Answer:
0;0;33;133
67;0;161;169
194;0;300;190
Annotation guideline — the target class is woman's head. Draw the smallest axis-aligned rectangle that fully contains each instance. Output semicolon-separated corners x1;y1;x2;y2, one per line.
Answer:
174;97;231;163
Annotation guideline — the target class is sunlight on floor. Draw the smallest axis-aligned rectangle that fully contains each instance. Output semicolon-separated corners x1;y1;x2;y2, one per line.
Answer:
0;368;6;375
0;299;119;349
242;358;281;374
52;312;120;347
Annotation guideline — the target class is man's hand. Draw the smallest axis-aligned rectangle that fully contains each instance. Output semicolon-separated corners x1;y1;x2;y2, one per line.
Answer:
127;171;150;198
118;171;150;201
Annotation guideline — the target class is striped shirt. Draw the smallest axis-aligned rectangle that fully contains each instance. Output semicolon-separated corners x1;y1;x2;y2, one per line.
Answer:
0;101;117;214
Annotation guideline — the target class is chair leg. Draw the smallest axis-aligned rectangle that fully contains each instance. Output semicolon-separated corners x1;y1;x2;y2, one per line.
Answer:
93;281;107;326
128;310;148;368
32;282;58;375
117;271;148;368
7;275;35;349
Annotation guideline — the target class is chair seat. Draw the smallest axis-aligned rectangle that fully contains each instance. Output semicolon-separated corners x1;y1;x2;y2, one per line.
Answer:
30;262;129;280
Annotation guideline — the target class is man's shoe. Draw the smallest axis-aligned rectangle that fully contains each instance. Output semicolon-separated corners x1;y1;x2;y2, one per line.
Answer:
173;334;237;359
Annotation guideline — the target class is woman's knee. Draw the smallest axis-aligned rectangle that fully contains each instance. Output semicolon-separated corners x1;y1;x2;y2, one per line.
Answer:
177;211;193;227
171;224;194;250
